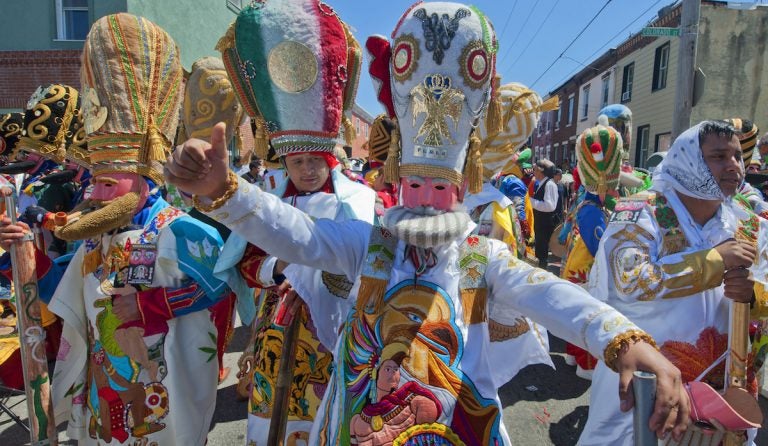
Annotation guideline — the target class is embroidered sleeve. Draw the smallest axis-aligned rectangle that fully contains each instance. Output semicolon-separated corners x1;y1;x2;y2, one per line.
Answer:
600;210;724;302
136;282;209;323
237;243;277;288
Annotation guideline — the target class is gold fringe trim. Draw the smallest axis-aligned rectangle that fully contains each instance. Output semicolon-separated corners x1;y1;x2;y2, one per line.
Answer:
465;129;483;194
383;120;400;184
253;116;270;161
142;117;169;164
485;75;503;136
215;22;236;52
343;114;356;146
82;246;102;276
399;164;463;186
356;277;388;315
460;288;487;325
603;329;657;372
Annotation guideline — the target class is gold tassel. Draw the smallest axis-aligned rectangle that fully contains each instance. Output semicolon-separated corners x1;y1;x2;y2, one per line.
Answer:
215;22;236;52
383;120;400;184
485;75;503;136
460;288;488;325
143;117;169;164
253;116;270;160
465;129;483;194
234;125;244;166
343;114;356;146
355;277;388;315
597;172;607;202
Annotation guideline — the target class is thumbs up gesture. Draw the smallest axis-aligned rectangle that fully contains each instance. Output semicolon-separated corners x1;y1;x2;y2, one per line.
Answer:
164;122;232;199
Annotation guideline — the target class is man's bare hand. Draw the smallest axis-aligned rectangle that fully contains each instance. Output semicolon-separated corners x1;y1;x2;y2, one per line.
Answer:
722;267;754;303
714;239;756;270
0;216;30;251
164;122;231;200
112;293;140;323
615;341;690;441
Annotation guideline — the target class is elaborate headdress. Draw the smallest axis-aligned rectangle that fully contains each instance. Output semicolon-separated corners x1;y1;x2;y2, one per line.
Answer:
217;0;362;159
80;13;183;185
723;118;759;162
367;1;498;194
575;125;623;201
0;112;24;156
367;114;396;169
182;56;244;145
478;80;558;181
597;104;632;156
14;84;85;164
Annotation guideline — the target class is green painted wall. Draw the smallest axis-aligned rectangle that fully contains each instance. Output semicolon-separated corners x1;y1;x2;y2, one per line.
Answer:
0;0;125;51
127;0;236;70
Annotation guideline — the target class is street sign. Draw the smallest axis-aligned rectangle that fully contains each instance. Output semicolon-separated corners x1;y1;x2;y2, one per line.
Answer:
641;27;681;37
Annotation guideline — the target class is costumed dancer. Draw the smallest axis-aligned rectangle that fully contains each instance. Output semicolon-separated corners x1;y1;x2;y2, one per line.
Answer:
463;77;557;386
560;125;623;381
213;2;375;443
0;14;232;445
180;56;247;384
498;146;537;258
167;2;690;445
724;119;768;217
580;120;768;445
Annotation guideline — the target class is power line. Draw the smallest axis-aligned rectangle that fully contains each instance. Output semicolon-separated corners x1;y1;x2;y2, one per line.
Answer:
530;0;614;89
499;0;541;66
547;0;663;91
497;0;519;42
504;0;562;76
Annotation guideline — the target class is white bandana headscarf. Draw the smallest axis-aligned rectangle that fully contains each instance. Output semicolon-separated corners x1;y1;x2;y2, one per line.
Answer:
652;122;730;201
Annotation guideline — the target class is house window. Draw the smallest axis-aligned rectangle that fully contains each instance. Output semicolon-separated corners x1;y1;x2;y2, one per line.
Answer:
546;117;551;133
554;106;561;130
655;132;672;152
621;63;634;102
635;125;650;167
56;0;89;41
601;75;610;108
653;42;670;91
567;95;575;126
581;85;590;120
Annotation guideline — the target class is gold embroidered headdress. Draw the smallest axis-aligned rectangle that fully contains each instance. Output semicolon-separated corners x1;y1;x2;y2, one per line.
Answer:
14;84;84;164
80;13;183;185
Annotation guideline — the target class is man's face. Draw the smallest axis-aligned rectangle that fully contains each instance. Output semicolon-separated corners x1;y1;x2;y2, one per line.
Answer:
533;166;545;181
701;133;743;197
284;153;330;193
400;175;461;211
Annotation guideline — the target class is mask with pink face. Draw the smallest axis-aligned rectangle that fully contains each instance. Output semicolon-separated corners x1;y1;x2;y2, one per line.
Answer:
90;172;149;213
400;175;464;211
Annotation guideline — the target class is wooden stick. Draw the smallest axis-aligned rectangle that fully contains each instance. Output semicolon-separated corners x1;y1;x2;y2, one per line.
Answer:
267;302;302;446
3;189;57;445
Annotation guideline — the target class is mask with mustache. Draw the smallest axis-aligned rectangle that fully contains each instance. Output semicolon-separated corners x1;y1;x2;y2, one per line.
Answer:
380;205;471;248
55;192;140;241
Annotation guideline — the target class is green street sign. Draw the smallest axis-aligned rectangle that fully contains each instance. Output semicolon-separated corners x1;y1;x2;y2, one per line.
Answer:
641;27;680;37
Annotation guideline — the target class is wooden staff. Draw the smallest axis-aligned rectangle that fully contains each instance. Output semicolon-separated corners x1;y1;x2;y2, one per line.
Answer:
267;293;302;446
3;188;57;445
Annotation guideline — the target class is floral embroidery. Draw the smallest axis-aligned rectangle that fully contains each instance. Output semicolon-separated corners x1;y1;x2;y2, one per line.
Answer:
660;327;727;388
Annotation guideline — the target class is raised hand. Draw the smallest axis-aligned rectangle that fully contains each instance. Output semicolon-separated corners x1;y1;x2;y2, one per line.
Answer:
164;122;231;200
714;239;756;271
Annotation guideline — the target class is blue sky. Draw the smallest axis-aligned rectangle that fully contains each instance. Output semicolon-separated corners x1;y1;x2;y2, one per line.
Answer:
330;0;673;116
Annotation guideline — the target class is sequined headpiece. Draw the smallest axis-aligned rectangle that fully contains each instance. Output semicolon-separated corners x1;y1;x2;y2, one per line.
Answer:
576;125;623;200
367;114;396;169
182;57;244;145
478;80;558;181
80;13;183;185
367;1;498;194
0;112;24;156
217;0;362;158
15;84;85;164
724;118;759;162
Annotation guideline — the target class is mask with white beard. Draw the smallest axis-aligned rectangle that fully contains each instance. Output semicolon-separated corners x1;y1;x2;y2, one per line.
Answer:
380;204;471;249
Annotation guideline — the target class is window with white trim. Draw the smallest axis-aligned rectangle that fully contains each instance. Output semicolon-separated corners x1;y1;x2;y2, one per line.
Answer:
56;0;89;41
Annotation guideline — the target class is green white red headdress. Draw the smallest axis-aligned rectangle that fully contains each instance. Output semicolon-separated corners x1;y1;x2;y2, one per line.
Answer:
217;0;362;159
723;118;759;162
367;1;498;194
576;125;623;200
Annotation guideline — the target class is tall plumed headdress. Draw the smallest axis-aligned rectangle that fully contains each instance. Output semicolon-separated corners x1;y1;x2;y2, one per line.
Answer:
723;118;759;162
182;56;245;145
597;104;632;157
367;1;498;194
576;125;623;201
217;0;362;160
80;13;183;185
0;113;24;156
478;80;558;181
14;84;86;164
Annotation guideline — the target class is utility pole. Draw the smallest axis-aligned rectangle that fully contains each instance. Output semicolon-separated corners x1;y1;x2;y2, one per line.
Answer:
672;0;701;139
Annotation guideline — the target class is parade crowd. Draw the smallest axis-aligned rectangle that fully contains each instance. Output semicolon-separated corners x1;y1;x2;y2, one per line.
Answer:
0;1;767;445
